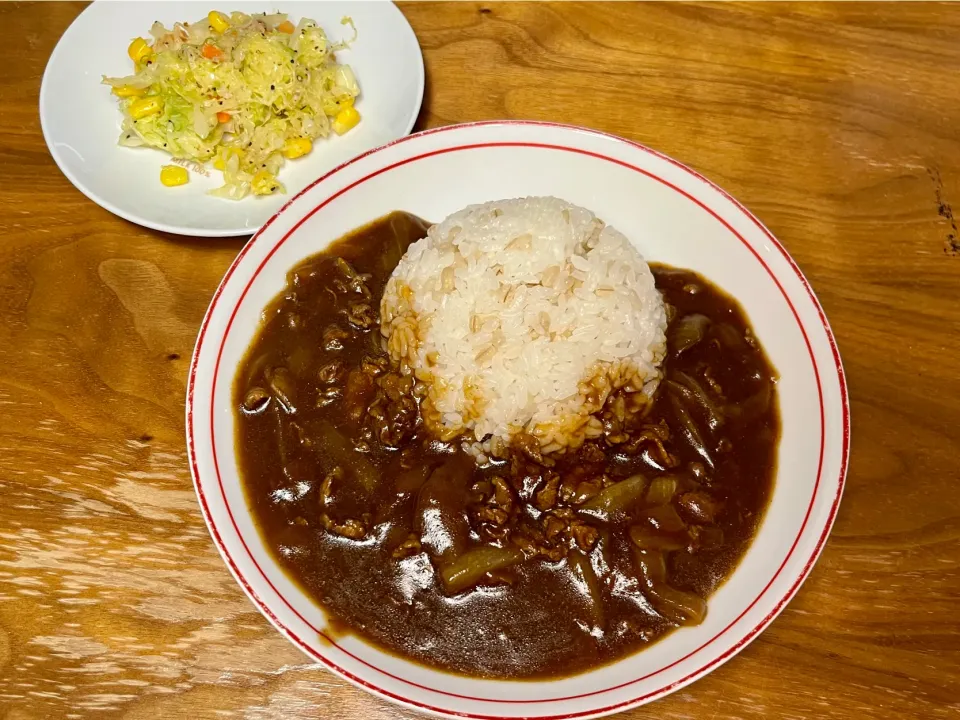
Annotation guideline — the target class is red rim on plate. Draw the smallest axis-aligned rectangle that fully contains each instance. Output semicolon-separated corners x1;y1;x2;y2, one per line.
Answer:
187;121;850;719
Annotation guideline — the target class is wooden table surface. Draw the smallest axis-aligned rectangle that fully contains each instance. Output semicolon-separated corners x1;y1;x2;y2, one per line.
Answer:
2;2;959;718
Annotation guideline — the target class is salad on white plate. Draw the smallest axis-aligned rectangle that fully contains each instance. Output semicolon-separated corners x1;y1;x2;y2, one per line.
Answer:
40;1;424;237
103;10;362;200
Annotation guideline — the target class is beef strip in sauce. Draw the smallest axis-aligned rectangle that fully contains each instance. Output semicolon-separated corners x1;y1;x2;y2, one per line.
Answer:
234;211;780;679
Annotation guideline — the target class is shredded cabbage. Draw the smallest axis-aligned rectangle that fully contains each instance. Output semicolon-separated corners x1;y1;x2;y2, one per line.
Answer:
103;12;360;199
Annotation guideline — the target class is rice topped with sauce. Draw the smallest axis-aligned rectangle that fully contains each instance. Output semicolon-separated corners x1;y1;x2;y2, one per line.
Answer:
380;197;667;459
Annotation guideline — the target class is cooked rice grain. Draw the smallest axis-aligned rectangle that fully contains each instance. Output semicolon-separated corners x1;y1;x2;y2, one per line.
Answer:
380;197;667;455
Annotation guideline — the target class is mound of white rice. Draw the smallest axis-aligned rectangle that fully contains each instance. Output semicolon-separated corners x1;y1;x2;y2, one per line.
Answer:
380;197;667;458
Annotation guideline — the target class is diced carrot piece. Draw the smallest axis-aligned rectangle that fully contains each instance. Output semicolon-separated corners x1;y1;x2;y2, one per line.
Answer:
202;43;224;60
277;20;295;33
216;111;231;123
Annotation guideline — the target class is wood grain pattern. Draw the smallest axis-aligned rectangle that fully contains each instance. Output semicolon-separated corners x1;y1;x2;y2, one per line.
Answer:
1;2;959;718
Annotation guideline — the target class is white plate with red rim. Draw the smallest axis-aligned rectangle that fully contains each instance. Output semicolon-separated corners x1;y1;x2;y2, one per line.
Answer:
187;121;850;718
40;0;423;237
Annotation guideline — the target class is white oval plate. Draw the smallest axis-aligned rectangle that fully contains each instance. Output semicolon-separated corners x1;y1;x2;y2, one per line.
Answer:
40;0;423;237
187;121;850;718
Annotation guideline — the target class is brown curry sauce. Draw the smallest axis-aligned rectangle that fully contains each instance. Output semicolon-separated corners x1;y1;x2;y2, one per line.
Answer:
233;212;779;679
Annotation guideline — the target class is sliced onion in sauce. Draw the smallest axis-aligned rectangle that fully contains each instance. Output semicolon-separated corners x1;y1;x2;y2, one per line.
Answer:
629;526;685;551
649;583;707;626
712;322;748;352
692;524;725;550
646;475;678;506
724;380;773;423
266;367;297;414
669;313;710;355
633;547;706;626
674;370;725;429
642;503;687;533
667;393;714;468
568;549;605;630
241;387;270;414
334;257;361;282
273;411;299;486
286;346;314;379
634;546;668;582
243;351;275;388
306;419;379;493
416;458;472;565
440;545;525;595
578;474;648;522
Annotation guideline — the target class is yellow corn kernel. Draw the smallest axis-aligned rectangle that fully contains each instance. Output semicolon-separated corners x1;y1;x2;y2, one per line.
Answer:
252;170;281;195
160;165;189;187
281;138;312;160
128;96;164;120
208;10;230;33
213;147;243;171
127;38;153;64
332;106;360;135
112;85;146;98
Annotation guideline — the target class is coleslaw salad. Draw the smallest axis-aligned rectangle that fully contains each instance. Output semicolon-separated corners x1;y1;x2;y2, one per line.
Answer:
102;10;360;199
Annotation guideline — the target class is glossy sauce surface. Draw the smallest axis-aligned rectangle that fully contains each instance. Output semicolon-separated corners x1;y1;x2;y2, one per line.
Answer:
234;212;780;678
